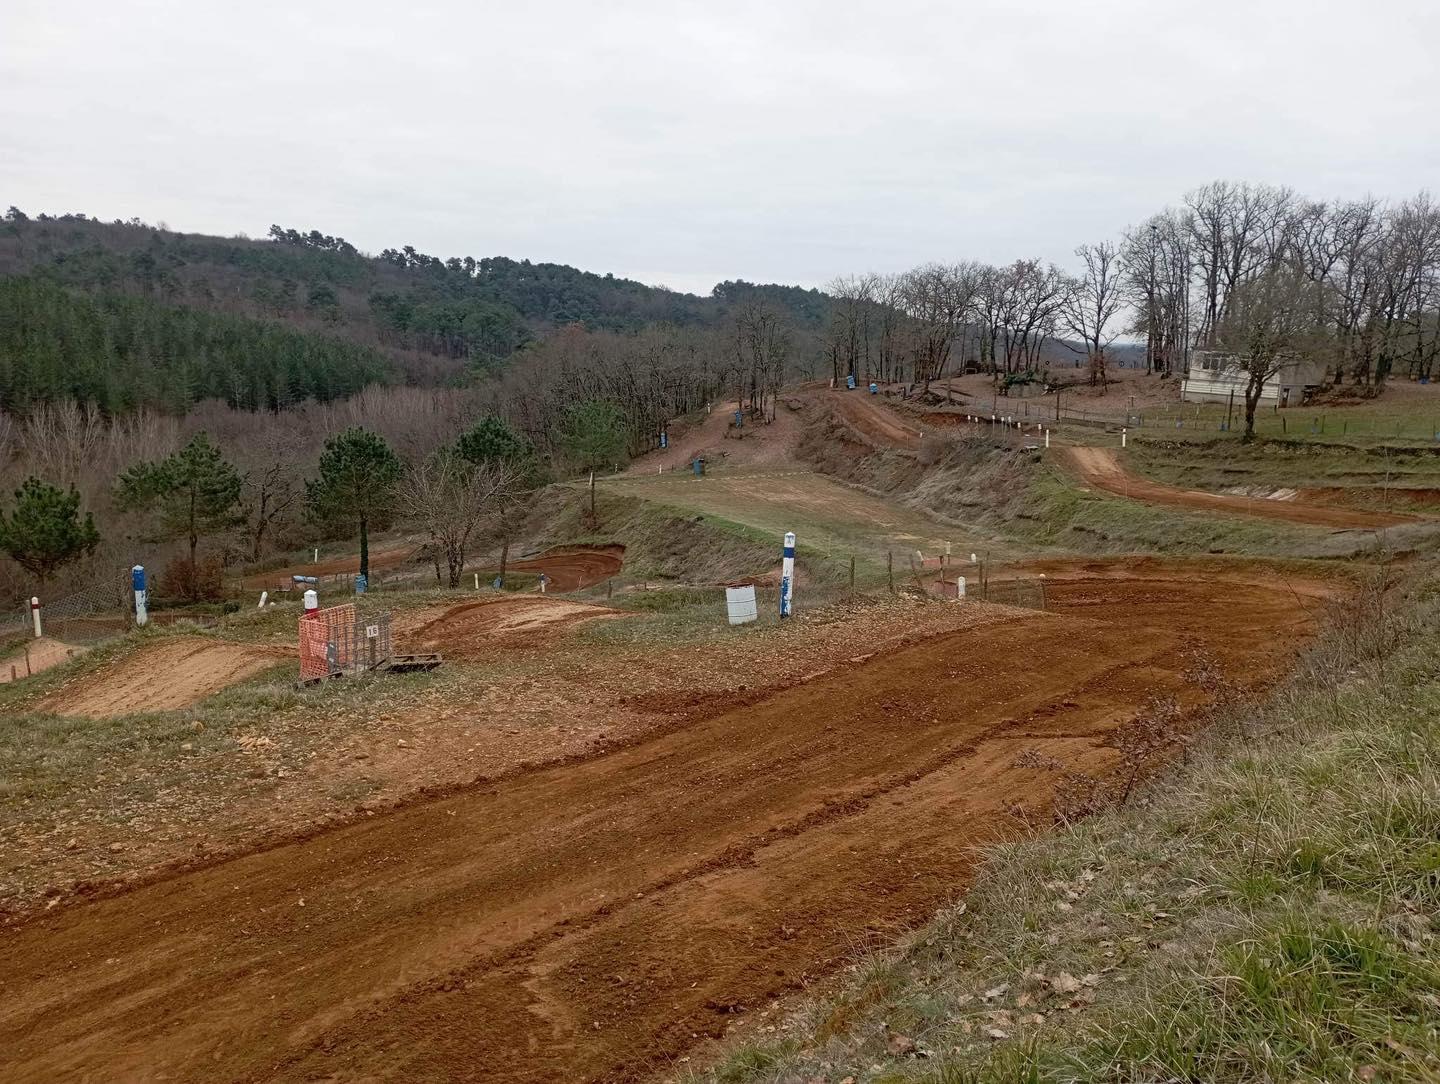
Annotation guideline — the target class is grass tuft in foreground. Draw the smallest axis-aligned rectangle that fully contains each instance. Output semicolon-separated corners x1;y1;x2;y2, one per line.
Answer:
691;567;1440;1083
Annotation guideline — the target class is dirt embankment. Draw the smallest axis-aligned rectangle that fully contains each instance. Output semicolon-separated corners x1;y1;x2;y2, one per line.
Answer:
409;596;627;655
0;638;85;684
1059;446;1420;529
0;569;1322;1083
492;544;624;592
39;637;290;718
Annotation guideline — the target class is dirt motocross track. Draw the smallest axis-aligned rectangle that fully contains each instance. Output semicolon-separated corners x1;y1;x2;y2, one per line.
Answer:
0;565;1325;1084
1059;446;1419;529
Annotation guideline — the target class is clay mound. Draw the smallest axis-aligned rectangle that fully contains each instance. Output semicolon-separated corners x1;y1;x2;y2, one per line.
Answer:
40;637;290;718
411;596;626;658
496;544;624;592
0;637;87;684
1059;446;1419;529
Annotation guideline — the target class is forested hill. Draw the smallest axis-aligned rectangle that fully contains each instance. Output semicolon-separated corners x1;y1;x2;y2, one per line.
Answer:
0;210;835;414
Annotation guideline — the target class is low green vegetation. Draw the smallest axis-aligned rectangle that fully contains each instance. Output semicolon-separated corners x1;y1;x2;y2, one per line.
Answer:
694;567;1440;1083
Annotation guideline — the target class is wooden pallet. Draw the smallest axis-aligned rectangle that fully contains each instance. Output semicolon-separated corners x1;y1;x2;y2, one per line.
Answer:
372;652;444;674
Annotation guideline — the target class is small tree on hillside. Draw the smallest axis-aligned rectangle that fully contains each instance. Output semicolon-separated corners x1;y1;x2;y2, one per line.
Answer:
555;400;627;527
456;416;547;586
305;427;403;580
118;432;243;574
0;477;101;584
397;453;519;587
1216;266;1327;440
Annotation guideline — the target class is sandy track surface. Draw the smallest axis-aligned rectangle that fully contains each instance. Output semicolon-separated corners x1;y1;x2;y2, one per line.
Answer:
0;572;1317;1083
626;400;806;475
1059;446;1418;529
0;638;85;684
38;637;290;718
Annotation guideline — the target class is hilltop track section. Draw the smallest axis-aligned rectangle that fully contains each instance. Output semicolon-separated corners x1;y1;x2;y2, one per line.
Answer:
0;569;1321;1082
1059;446;1419;529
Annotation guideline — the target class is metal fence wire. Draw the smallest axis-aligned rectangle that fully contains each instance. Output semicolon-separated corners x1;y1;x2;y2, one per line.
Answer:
1;570;134;644
298;605;392;681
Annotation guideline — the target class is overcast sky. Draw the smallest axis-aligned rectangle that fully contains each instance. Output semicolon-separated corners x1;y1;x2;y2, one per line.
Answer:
4;1;1438;295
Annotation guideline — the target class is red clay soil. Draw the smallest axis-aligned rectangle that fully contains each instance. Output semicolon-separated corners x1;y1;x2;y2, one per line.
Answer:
410;595;627;655
0;570;1320;1083
496;544;625;592
1059;446;1419;529
241;542;418;590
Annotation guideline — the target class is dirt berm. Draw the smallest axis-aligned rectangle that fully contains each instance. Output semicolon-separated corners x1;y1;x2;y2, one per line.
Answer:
1059;446;1419;529
0;569;1323;1082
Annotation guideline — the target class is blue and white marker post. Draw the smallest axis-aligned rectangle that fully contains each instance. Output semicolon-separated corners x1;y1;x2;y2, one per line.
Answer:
779;531;796;618
131;565;148;627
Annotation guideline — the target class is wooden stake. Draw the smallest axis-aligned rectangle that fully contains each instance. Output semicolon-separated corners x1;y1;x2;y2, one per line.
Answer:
887;551;894;594
849;555;856;599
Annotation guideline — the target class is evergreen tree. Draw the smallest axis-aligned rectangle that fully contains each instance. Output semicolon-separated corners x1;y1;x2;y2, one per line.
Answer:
456;415;531;466
118;433;243;570
555;400;629;473
305;428;403;579
0;478;100;584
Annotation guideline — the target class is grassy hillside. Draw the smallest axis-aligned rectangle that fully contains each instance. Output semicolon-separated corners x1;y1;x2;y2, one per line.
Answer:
697;564;1440;1083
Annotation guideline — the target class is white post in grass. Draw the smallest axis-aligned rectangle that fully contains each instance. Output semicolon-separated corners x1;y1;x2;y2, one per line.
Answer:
957;576;966;600
258;590;268;609
1122;428;1128;448
131;565;148;627
1045;428;1051;449
30;596;41;638
779;531;796;618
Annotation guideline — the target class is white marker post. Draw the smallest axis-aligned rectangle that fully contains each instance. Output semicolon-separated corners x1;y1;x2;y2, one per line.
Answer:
779;531;796;618
132;565;148;627
1045;428;1051;449
30;596;41;638
957;576;967;600
1122;428;1128;448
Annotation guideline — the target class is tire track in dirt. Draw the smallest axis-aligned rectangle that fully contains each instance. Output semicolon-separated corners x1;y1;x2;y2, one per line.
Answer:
1058;446;1419;529
492;544;625;592
38;637;291;718
0;575;1319;1082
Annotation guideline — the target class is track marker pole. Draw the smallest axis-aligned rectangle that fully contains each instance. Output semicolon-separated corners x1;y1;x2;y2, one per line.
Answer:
779;532;796;618
30;596;41;638
132;565;148;627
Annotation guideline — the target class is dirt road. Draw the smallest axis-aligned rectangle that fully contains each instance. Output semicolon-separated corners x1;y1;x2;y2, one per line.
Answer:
1059;446;1418;529
0;572;1318;1082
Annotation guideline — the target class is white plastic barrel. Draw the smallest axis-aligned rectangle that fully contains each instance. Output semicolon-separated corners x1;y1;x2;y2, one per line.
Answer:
725;584;758;626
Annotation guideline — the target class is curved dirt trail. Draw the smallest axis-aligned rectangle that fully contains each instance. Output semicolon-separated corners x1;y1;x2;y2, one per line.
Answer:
0;573;1318;1083
1059;446;1418;529
497;544;625;592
